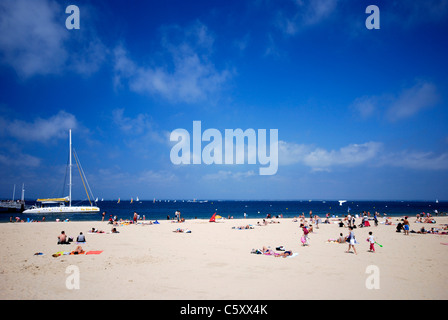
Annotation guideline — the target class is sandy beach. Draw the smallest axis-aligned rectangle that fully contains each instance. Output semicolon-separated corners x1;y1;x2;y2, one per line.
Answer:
0;215;447;300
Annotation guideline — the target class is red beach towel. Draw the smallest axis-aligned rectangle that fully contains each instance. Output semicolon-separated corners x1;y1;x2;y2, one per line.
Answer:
86;250;103;255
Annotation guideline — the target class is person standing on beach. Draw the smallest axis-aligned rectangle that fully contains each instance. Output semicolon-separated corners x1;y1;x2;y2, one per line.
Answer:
301;224;310;246
403;216;410;235
345;227;357;255
367;231;375;253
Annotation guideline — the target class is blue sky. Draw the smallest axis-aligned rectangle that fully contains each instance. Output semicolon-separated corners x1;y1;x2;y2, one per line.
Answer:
0;0;447;201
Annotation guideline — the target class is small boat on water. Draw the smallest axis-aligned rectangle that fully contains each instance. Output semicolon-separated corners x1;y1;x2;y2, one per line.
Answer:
23;130;100;214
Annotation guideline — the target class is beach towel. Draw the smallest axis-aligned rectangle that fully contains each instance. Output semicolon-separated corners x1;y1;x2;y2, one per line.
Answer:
86;250;103;255
52;251;69;257
287;253;298;258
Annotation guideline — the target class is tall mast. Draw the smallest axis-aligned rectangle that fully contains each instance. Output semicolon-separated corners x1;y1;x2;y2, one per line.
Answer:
69;129;72;207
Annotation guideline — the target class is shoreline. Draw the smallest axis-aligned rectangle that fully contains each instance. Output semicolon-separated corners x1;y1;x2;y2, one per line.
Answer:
1;216;447;299
2;211;446;224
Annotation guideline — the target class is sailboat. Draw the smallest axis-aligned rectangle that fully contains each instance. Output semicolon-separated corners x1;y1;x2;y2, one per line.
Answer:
23;130;100;214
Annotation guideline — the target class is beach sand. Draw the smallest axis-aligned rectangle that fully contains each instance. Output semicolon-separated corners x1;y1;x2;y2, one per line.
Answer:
0;216;447;300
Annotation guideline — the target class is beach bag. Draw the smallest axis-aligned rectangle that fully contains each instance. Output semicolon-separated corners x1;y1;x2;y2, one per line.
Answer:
301;236;306;244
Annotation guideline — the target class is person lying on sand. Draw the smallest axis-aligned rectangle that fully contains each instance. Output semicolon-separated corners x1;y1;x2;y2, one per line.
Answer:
232;225;254;230
251;246;294;257
275;250;293;258
173;228;191;233
71;246;85;255
262;246;274;254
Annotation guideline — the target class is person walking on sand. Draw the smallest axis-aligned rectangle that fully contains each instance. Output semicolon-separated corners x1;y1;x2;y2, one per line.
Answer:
345;227;357;254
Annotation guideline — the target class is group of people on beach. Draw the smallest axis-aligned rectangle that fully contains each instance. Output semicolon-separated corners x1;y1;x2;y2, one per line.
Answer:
57;225;120;245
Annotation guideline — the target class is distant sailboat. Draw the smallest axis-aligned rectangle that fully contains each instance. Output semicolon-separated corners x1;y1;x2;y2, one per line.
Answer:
136;196;139;202
338;200;347;206
117;198;120;204
130;198;133;204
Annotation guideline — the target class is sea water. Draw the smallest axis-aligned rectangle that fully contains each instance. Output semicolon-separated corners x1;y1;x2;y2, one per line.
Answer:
1;200;446;223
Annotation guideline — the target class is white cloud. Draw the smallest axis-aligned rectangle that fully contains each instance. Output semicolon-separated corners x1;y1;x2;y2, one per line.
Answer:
278;140;310;165
112;108;166;145
70;38;109;76
0;0;107;78
0;0;67;77
137;170;177;183
351;81;440;121
350;96;379;119
279;140;382;171
279;139;448;171
275;0;339;35
113;22;232;104
203;170;256;181
379;151;448;170
0;152;41;168
387;82;440;121
303;142;382;169
0;110;78;143
301;0;339;26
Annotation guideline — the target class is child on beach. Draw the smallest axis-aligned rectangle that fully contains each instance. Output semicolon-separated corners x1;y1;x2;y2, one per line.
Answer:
367;231;375;253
